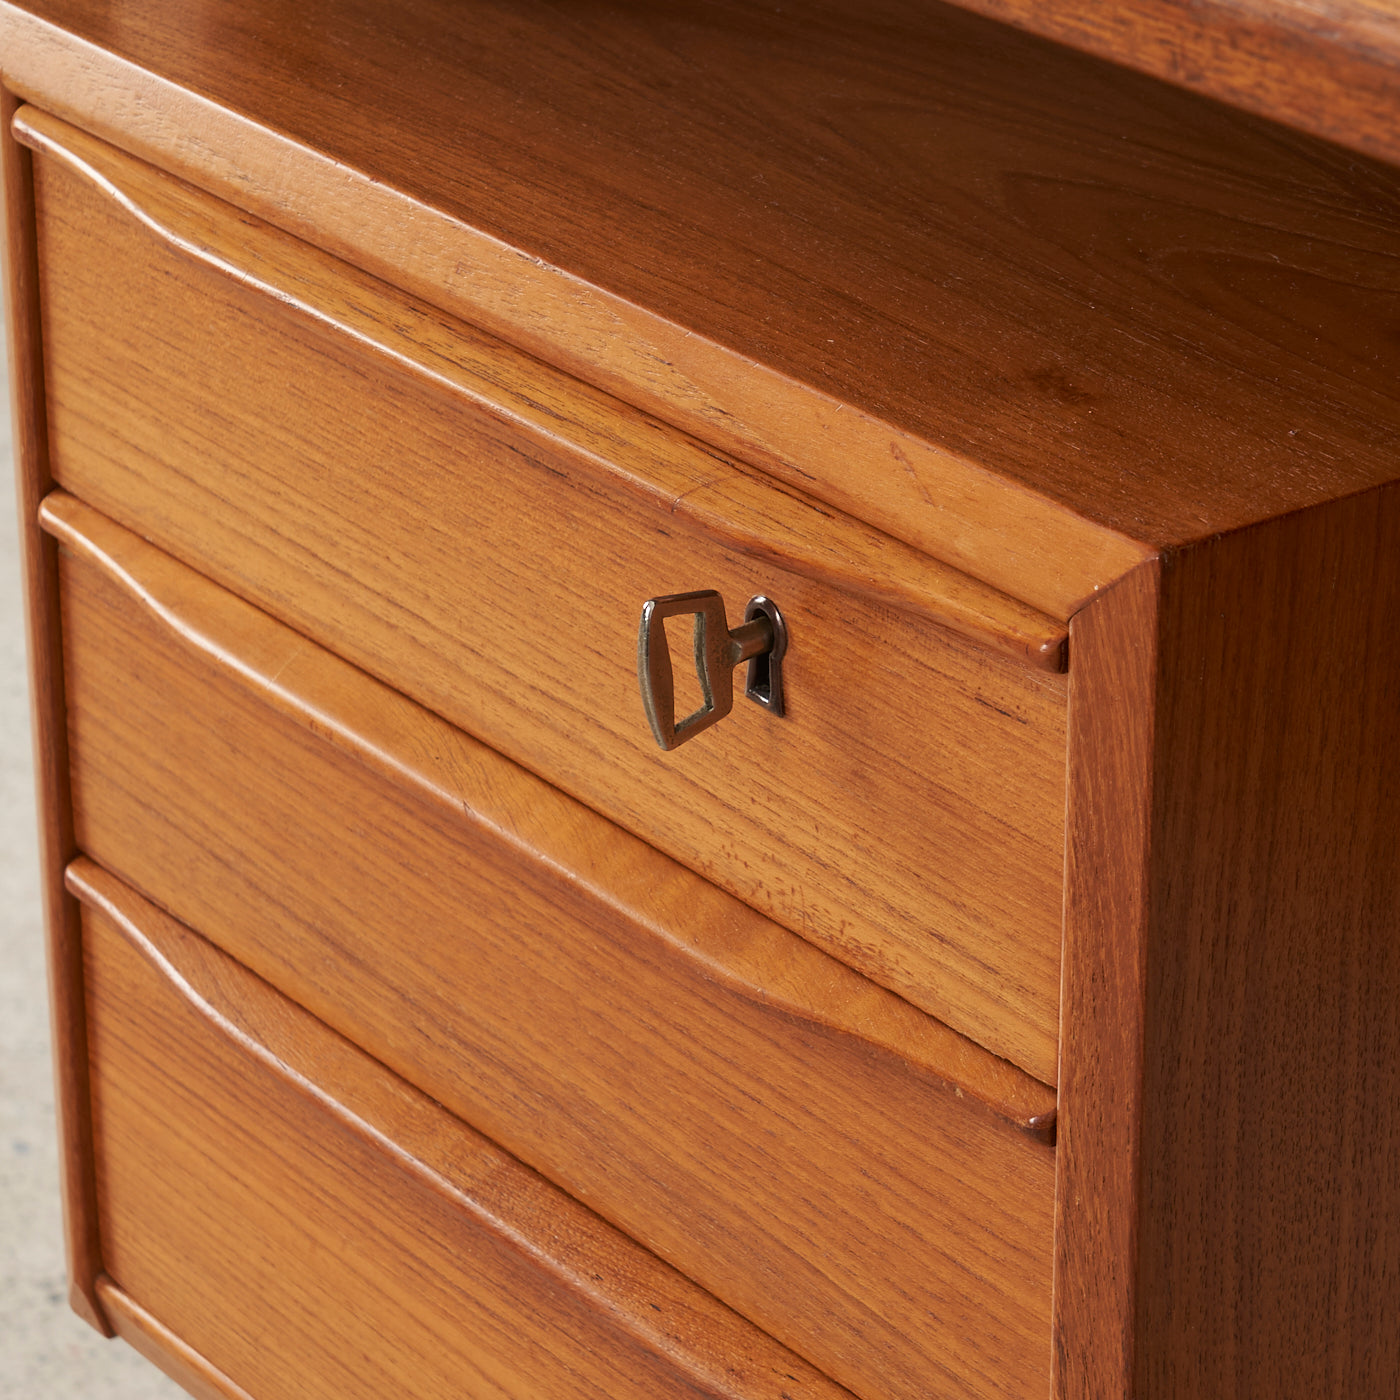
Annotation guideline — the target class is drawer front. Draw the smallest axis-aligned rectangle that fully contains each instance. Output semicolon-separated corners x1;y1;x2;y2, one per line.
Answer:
52;493;1056;1400
72;859;853;1400
28;112;1067;1083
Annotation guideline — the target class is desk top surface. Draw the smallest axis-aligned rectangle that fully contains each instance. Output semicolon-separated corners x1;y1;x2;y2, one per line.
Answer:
936;0;1400;172
4;0;1400;617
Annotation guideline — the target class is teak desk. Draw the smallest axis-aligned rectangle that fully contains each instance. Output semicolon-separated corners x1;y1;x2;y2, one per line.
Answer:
4;2;1399;1397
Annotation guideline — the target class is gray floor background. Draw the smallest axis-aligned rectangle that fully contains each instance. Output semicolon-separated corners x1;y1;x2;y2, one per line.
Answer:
1;383;185;1394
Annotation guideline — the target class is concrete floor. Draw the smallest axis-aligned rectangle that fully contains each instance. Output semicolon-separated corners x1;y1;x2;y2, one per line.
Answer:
1;394;185;1394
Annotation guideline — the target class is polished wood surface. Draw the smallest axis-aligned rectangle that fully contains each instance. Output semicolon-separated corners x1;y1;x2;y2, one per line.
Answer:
1054;560;1158;1399
97;1280;258;1400
0;0;1145;622
937;0;1400;172
1057;486;1400;1397
0;86;107;1334
50;487;1056;1400
8;0;1400;1394
44;489;1054;1131
31;128;1069;1082
17;104;1065;671
74;859;858;1400
1;0;1399;607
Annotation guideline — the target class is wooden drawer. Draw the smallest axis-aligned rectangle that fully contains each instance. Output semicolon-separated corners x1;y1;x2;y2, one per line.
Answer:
11;4;1400;1396
23;107;1068;1083
49;490;1056;1400
70;856;857;1400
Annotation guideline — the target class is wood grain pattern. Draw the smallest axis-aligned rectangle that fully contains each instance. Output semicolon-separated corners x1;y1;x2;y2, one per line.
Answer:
4;0;1400;600
10;2;1400;1394
30;136;1070;1083
0;83;107;1335
50;487;1057;1400
924;0;1400;174
15;104;1065;671
0;0;1152;621
1056;488;1400;1398
96;1279;259;1400
72;858;861;1400
1054;560;1158;1400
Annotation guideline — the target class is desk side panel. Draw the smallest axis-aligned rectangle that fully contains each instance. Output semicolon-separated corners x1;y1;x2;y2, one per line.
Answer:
1057;490;1400;1397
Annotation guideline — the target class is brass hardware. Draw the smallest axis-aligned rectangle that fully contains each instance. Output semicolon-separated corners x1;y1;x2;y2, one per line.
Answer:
742;595;786;715
637;591;787;750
